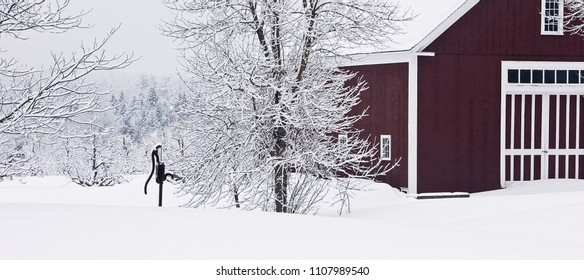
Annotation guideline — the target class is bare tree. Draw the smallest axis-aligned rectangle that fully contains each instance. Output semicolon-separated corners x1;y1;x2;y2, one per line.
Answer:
163;0;409;214
0;135;37;179
0;0;134;135
0;0;133;178
0;0;85;37
60;131;126;187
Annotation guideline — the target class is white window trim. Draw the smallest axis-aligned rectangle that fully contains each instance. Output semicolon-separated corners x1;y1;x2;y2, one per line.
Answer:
541;0;564;36
338;134;348;147
380;135;392;161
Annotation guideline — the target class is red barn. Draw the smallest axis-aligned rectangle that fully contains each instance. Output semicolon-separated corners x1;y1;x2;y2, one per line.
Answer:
343;0;584;196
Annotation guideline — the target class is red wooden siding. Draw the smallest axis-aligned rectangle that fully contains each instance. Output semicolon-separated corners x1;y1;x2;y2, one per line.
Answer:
418;54;501;193
417;0;584;193
424;0;584;57
347;63;409;189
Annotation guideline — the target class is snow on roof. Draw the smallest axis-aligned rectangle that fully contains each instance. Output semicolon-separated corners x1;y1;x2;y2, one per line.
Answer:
347;0;475;55
337;0;478;66
396;0;469;50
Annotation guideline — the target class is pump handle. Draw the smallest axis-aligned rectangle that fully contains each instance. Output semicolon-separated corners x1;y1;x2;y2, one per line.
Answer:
144;145;162;195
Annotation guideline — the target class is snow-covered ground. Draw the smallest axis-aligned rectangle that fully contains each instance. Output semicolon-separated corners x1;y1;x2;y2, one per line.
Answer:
1;176;584;260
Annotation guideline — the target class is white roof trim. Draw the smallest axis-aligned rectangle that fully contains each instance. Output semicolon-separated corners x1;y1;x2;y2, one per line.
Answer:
340;0;480;67
412;0;480;52
336;51;415;67
337;51;435;67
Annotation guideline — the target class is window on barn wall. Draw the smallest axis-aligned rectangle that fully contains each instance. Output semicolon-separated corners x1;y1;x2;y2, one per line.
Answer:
507;68;584;84
338;134;348;148
541;0;564;35
380;135;391;161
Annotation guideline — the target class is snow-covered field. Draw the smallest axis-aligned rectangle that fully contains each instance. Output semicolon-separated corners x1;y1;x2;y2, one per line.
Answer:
1;176;584;261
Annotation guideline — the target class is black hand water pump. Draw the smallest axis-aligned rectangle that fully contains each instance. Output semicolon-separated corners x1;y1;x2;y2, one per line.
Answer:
144;145;176;207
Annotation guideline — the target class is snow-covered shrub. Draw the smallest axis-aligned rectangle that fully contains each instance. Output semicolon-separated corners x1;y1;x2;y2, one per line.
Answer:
60;134;125;187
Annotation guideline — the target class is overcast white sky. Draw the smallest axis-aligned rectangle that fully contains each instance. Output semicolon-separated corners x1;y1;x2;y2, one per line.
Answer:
1;0;180;76
1;0;468;76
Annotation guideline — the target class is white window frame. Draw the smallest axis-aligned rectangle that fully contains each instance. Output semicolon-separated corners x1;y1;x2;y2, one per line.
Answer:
338;134;348;148
380;135;391;161
541;0;564;35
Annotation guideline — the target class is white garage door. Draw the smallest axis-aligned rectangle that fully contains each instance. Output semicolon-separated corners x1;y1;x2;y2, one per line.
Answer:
501;61;584;187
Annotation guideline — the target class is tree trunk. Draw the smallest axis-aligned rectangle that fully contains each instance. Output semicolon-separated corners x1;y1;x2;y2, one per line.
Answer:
92;134;98;184
274;135;288;213
233;186;241;208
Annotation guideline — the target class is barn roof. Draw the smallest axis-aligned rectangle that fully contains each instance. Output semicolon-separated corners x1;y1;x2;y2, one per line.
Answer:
339;0;479;66
397;0;477;51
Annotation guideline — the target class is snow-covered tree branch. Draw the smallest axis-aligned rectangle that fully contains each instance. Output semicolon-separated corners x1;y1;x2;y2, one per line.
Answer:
0;0;86;39
565;0;584;34
163;0;410;214
60;131;126;187
1;0;134;135
0;29;134;135
0;0;134;178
